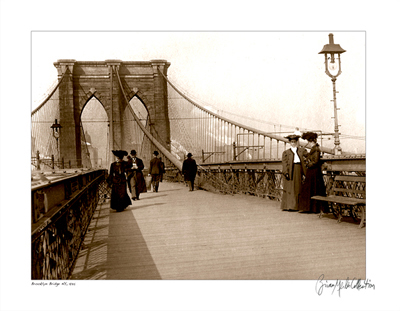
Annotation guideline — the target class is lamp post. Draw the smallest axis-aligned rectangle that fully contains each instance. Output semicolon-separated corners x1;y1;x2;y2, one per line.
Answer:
50;119;62;158
319;33;346;155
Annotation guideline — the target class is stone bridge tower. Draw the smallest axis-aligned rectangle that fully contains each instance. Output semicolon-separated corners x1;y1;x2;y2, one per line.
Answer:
54;59;171;166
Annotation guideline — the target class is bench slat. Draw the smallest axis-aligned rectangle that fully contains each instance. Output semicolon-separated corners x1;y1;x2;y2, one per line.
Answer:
312;195;366;205
333;188;366;195
315;175;366;227
334;175;365;182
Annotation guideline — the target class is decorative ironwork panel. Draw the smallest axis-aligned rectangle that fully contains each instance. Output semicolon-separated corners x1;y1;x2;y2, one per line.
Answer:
195;167;283;200
31;170;105;279
193;160;365;205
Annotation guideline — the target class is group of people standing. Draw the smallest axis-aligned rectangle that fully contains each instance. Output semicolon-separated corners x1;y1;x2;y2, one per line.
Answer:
106;149;165;212
281;131;327;213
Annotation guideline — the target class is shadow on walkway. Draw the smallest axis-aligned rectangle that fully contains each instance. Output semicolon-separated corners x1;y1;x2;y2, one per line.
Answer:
72;181;365;280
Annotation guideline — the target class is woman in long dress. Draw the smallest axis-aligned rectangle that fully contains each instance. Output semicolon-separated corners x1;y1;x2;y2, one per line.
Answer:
280;131;307;211
107;150;132;212
299;132;327;213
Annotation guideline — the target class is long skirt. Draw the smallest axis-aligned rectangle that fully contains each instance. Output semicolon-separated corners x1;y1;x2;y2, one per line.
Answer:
281;164;302;211
110;182;131;212
299;167;327;213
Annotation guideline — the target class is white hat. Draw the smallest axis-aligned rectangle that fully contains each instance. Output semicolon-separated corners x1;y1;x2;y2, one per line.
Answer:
285;129;302;140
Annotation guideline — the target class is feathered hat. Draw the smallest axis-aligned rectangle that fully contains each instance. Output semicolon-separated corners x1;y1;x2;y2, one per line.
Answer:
112;150;128;159
285;129;302;141
301;132;318;142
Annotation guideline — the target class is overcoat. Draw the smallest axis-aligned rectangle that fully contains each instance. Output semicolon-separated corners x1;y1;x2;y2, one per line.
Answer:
280;147;307;211
149;157;162;175
281;147;307;180
107;160;131;212
299;144;327;212
127;156;147;194
182;157;197;181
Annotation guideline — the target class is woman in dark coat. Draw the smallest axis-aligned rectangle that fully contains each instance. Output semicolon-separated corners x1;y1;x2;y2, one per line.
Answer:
126;149;147;200
281;131;308;211
182;153;197;191
107;150;131;212
299;132;327;213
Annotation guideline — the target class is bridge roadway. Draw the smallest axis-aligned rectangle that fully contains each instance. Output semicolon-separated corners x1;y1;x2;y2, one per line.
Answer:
71;181;365;280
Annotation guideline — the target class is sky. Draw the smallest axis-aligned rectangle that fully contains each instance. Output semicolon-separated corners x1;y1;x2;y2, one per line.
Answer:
2;1;400;311
32;31;365;153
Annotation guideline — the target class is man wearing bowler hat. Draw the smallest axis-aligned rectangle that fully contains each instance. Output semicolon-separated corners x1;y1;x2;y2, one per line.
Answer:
126;150;147;200
149;150;163;192
182;152;197;191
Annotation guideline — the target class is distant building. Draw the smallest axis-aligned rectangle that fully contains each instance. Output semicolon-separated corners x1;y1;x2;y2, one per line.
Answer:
81;131;99;168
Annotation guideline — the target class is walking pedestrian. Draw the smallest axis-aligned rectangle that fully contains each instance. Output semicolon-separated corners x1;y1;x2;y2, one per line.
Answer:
182;153;197;191
126;150;147;201
298;132;328;213
149;150;163;192
280;130;307;211
107;150;131;212
159;160;166;182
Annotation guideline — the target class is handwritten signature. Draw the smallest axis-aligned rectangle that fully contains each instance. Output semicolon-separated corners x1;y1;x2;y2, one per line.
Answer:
315;274;375;297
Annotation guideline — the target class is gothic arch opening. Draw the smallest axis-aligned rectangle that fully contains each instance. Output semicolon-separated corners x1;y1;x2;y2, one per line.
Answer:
130;96;149;126
80;96;109;168
53;60;171;166
122;96;151;167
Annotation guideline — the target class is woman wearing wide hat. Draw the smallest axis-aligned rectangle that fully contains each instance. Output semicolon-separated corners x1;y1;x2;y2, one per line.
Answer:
107;150;132;212
298;132;327;213
281;130;307;211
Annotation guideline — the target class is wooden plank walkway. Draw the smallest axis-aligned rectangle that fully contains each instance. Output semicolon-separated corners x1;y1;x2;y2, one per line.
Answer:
71;181;365;280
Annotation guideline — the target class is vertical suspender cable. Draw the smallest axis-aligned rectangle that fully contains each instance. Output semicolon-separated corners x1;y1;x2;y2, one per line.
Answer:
114;67;182;171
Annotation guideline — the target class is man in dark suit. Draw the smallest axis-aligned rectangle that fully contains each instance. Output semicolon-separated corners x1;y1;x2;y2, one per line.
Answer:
126;150;147;200
182;153;197;191
149;150;163;192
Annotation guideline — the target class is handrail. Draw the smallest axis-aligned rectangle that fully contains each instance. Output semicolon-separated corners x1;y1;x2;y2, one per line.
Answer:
31;171;105;237
31;169;106;279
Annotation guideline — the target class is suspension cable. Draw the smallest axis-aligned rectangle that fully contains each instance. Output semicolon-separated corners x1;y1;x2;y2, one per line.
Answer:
159;69;338;155
80;119;92;169
32;70;67;116
159;69;284;139
114;67;183;171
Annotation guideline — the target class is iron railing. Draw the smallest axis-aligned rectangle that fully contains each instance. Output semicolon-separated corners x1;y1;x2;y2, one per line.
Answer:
182;155;366;200
31;169;108;279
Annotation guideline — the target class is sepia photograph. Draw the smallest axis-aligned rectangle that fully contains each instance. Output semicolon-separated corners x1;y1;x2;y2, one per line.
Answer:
30;31;366;281
1;1;399;311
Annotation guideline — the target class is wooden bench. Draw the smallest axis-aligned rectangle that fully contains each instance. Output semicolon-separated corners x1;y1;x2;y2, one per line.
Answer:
312;175;366;228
